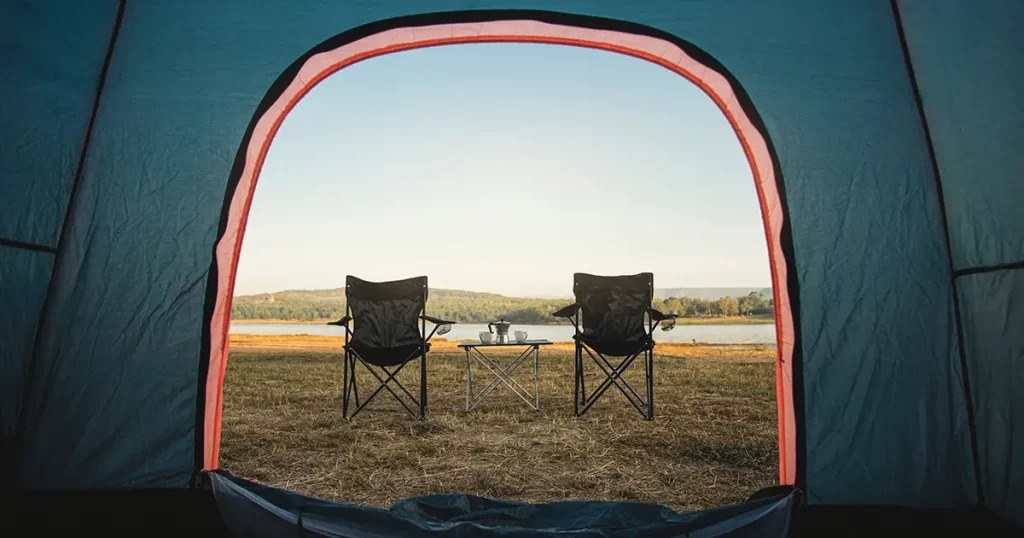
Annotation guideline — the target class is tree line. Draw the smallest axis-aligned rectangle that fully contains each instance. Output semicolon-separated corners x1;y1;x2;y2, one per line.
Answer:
231;288;773;323
653;292;772;318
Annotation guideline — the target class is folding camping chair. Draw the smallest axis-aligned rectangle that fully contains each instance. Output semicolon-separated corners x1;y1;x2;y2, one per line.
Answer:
327;275;455;420
552;272;678;420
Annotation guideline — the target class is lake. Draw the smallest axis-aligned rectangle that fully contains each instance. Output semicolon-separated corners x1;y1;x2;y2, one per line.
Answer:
230;322;776;346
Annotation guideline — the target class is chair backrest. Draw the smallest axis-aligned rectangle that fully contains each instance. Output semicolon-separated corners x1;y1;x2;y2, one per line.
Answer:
574;272;653;343
346;275;427;349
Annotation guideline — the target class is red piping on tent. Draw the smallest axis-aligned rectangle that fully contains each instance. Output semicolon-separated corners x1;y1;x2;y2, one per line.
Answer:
206;20;797;485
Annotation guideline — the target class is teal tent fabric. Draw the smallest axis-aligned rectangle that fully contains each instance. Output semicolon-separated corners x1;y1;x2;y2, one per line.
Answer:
898;0;1024;271
0;0;119;464
0;247;51;451
0;0;1020;529
958;271;1024;525
896;0;1024;523
0;0;120;247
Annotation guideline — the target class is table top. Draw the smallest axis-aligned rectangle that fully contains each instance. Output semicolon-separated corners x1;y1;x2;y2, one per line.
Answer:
458;339;553;348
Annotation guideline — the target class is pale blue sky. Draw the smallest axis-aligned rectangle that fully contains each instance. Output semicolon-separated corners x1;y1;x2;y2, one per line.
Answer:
235;43;769;298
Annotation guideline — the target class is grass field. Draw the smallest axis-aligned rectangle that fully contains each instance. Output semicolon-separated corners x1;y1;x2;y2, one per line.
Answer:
220;335;778;513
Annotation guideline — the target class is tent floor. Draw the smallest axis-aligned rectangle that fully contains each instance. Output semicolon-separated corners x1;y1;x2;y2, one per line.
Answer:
795;504;1019;535
4;488;1018;535
5;488;229;533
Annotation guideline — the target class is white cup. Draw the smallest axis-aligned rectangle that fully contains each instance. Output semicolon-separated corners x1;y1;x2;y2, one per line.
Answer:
514;330;528;343
479;332;492;344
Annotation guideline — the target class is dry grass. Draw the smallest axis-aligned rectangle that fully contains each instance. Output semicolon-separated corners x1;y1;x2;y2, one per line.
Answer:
220;336;778;513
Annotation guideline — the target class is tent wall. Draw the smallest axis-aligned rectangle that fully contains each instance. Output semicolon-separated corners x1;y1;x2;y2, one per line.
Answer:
0;0;120;463
0;247;50;460
898;0;1024;523
957;272;1024;525
8;0;981;513
13;1;201;487
0;0;120;247
898;0;1024;271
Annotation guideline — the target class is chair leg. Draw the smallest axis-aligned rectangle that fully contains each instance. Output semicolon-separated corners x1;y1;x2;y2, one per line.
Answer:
351;355;360;409
579;348;646;418
579;343;587;407
573;343;581;416
342;351;350;419
350;360;415;419
419;350;427;420
646;349;654;421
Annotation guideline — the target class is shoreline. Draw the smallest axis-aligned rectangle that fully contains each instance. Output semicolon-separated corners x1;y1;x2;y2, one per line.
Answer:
228;333;776;359
230;315;775;326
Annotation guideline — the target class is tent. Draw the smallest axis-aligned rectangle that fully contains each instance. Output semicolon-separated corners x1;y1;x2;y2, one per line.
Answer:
2;0;1021;533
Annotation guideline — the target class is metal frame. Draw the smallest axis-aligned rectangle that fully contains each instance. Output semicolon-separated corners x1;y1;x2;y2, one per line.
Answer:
572;320;656;420
460;341;550;412
343;346;426;420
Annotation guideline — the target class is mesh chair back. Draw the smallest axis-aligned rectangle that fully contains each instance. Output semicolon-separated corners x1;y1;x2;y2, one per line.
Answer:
346;275;426;349
574;272;653;343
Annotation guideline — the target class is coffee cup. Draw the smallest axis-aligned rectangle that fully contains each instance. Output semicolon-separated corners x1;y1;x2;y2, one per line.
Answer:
479;332;492;344
514;330;528;343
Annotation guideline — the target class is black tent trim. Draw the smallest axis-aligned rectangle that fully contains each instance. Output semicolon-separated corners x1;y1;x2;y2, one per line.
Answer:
0;238;57;255
954;260;1024;278
199;9;805;491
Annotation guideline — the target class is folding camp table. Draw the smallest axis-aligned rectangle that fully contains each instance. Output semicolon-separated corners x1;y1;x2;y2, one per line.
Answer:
458;340;553;412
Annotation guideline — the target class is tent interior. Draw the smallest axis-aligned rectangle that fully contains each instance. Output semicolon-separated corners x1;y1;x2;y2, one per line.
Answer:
2;1;1021;534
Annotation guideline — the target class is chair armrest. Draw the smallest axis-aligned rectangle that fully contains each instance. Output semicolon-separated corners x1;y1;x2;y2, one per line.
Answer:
327;315;351;329
420;315;457;325
421;315;455;340
649;309;679;332
552;303;580;318
647;309;679;322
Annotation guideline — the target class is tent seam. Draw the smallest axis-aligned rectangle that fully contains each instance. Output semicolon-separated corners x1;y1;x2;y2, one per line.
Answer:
954;260;1024;278
0;237;57;255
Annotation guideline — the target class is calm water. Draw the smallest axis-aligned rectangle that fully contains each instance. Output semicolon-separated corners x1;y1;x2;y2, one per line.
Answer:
230;322;776;345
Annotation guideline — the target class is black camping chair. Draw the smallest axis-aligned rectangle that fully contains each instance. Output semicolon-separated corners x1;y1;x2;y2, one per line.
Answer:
552;272;678;420
327;276;455;420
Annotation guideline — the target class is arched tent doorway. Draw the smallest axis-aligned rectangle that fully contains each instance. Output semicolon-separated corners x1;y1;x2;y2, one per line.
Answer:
200;14;800;488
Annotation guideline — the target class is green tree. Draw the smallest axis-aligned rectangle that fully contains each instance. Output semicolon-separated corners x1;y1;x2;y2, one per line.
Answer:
677;297;693;317
695;298;713;317
709;299;724;317
738;291;762;316
721;296;739;316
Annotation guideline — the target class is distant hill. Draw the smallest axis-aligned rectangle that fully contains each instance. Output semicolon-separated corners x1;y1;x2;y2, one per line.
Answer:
654;287;771;300
238;287;520;303
232;287;570;324
232;286;774;323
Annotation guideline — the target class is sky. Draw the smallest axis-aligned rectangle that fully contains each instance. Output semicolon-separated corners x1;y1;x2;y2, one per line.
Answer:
234;43;770;298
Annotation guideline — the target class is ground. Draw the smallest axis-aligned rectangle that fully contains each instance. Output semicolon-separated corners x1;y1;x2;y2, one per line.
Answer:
219;336;778;513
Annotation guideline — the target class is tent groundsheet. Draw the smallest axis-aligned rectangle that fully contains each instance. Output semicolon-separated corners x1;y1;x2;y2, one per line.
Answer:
210;472;798;538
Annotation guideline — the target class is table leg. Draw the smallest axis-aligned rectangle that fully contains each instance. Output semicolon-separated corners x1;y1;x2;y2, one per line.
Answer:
533;345;540;411
468;346;535;411
465;347;471;413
